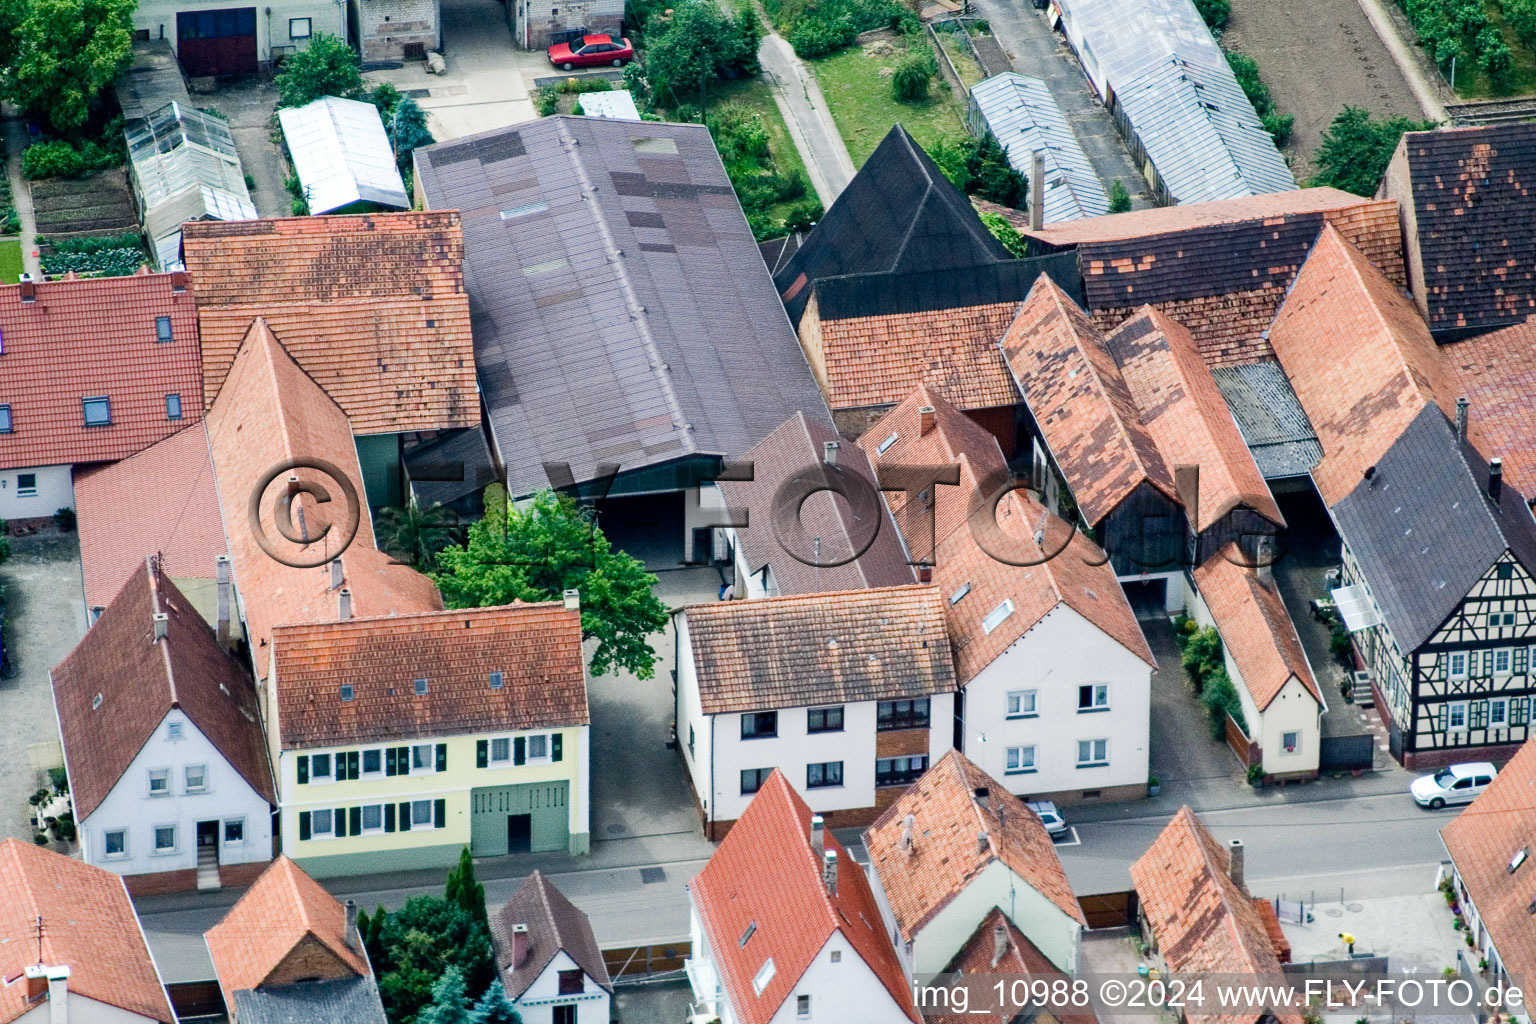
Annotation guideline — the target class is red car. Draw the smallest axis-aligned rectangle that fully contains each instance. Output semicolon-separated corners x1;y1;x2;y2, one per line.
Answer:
547;34;634;70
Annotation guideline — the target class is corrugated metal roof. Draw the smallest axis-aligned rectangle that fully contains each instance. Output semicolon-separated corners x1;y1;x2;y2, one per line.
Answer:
578;90;641;120
414;116;832;495
277;96;409;214
125;101;256;263
968;73;1107;222
1211;361;1322;479
1055;0;1296;203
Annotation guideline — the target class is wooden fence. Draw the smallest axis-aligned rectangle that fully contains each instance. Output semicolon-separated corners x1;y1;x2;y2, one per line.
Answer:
1225;713;1260;768
1079;890;1138;929
604;941;692;982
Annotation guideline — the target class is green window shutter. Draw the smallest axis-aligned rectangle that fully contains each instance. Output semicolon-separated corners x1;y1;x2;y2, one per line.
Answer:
552;733;563;762
385;747;398;776
335;807;347;837
347;751;360;780
1485;651;1495;676
476;740;488;768
349;807;362;835
398;746;410;770
299;811;311;841
384;803;396;832
399;802;412;831
1519;648;1530;675
297;755;309;785
433;798;446;828
514;736;526;766
436;743;447;772
1440;656;1449;680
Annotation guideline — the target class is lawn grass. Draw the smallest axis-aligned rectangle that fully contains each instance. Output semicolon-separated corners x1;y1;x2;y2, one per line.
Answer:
811;40;968;166
707;76;812;189
937;30;985;88
0;241;23;284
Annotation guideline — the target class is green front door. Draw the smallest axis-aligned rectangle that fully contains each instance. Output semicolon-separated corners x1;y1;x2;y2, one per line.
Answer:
470;781;570;856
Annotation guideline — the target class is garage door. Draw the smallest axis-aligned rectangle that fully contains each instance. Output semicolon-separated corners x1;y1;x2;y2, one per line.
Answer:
470;781;569;857
176;8;257;76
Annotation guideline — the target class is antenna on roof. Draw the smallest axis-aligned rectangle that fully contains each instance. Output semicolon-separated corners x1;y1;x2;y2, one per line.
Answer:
35;916;42;965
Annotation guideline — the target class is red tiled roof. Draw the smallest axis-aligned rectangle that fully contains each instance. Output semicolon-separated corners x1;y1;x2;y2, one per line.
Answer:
683;585;955;715
815;302;1022;411
1192;550;1322;708
1269;225;1466;506
1001;276;1179;526
865;750;1085;945
716;412;915;596
690;771;918;1024
1441;739;1536;989
1130;808;1302;1024
0;271;201;471
1444;318;1536;501
932;909;1098;1024
0;839;174;1024
490;871;611;999
1106;308;1284;532
270;601;587;748
52;561;274;819
205;855;371;1010
204;319;441;681
182;213;477;436
74;425;226;614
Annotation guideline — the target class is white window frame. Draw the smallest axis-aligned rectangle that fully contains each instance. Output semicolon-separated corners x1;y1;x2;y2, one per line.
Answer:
1448;701;1470;732
1078;683;1110;712
1281;731;1300;753
797;994;811;1018
1006;689;1037;718
361;748;383;778
290;16;311;37
223;818;245;845
361;803;386;834
152;823;178;854
1495;648;1514;677
15;472;36;498
490;736;512;765
1005;745;1036;774
184;763;207;793
310;752;335;783
411;799;434;828
410;743;436;774
1491;697;1510;727
147;768;170;796
752;958;776;996
311;808;336;839
1076;738;1109;767
982;598;1016;634
527;733;551;762
1449;652;1470;680
103;829;128;860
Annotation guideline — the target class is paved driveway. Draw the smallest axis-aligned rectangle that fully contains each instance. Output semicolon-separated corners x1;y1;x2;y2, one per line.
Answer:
1145;616;1243;793
0;533;85;842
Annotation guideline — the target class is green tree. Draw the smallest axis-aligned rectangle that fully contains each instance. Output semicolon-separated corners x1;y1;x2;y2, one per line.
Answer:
641;0;759;105
387;96;436;171
979;210;1028;257
417;967;473;1024
933;132;1026;208
1108;179;1132;213
432;486;669;678
373;897;495;1024
444;848;488;926
1476;26;1513;88
276;32;363;108
1506;0;1536;49
0;0;134;134
1225;50;1272;115
1193;0;1229;31
376;499;459;571
891;49;935;103
469;982;520;1024
1312;106;1436;196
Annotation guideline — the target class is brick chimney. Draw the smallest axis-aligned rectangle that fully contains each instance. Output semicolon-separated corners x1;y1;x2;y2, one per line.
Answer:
991;922;1009;967
511;923;531;967
338;588;353;621
917;564;932;583
1029;151;1045;232
170;270;189;293
19;276;36;303
563;588;580;611
215;554;233;649
823;440;839;467
919;405;936;437
1228;839;1245;889
152;612;169;641
810;814;825;858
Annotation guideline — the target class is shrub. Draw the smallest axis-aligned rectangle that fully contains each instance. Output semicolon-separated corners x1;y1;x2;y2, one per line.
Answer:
1262;112;1295;145
532;87;559;116
1313;106;1436;195
786;15;857;58
47;766;68;793
932;131;1026;207
53;508;75;532
1108;179;1132;213
276;33;362;107
1477;26;1514;86
782;198;823;233
21;137;120;180
1201;668;1248;739
1194;0;1229;31
891;50;934;101
774;0;916;57
243;172;256;190
980;210;1028;257
1180;625;1224;691
291;197;310;216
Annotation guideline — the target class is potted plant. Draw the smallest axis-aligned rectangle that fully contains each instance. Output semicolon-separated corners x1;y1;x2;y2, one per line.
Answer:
1480;958;1490;974
1466;934;1476;948
1443;966;1457;981
1148;776;1161;797
1247;764;1265;788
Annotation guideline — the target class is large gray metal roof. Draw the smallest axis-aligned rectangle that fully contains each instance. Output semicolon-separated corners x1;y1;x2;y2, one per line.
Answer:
1211;360;1322;480
414;116;832;495
968;73;1108;222
1055;0;1296;203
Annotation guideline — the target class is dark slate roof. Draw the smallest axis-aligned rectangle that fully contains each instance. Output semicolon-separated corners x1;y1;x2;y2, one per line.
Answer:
491;871;612;999
811;254;1084;322
772;126;1011;324
759;232;806;277
231;977;388;1024
1331;403;1536;651
716;412;915;595
414;116;831;496
404;426;499;507
1398;123;1536;336
1210;362;1323;480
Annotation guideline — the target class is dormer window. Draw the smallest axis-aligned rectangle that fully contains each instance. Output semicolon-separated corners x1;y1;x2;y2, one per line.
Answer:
1512;848;1529;873
752;958;776;995
982;598;1016;634
82;396;111;427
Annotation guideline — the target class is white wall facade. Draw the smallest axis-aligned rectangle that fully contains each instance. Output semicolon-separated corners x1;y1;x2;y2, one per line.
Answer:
14;992;164;1024
511;950;610;1024
961;605;1152;799
0;464;73;520
74;708;273;878
910;859;1082;978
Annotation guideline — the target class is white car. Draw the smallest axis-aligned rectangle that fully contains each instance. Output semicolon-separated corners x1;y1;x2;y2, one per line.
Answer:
1411;762;1497;808
1026;800;1068;838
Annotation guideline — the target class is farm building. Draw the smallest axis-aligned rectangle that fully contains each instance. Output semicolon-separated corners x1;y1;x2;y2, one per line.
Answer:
1050;0;1295;204
278;96;410;215
125;102;257;270
967;72;1108;223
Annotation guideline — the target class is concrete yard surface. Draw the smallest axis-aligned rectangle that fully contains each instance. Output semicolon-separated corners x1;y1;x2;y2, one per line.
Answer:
1282;890;1466;973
